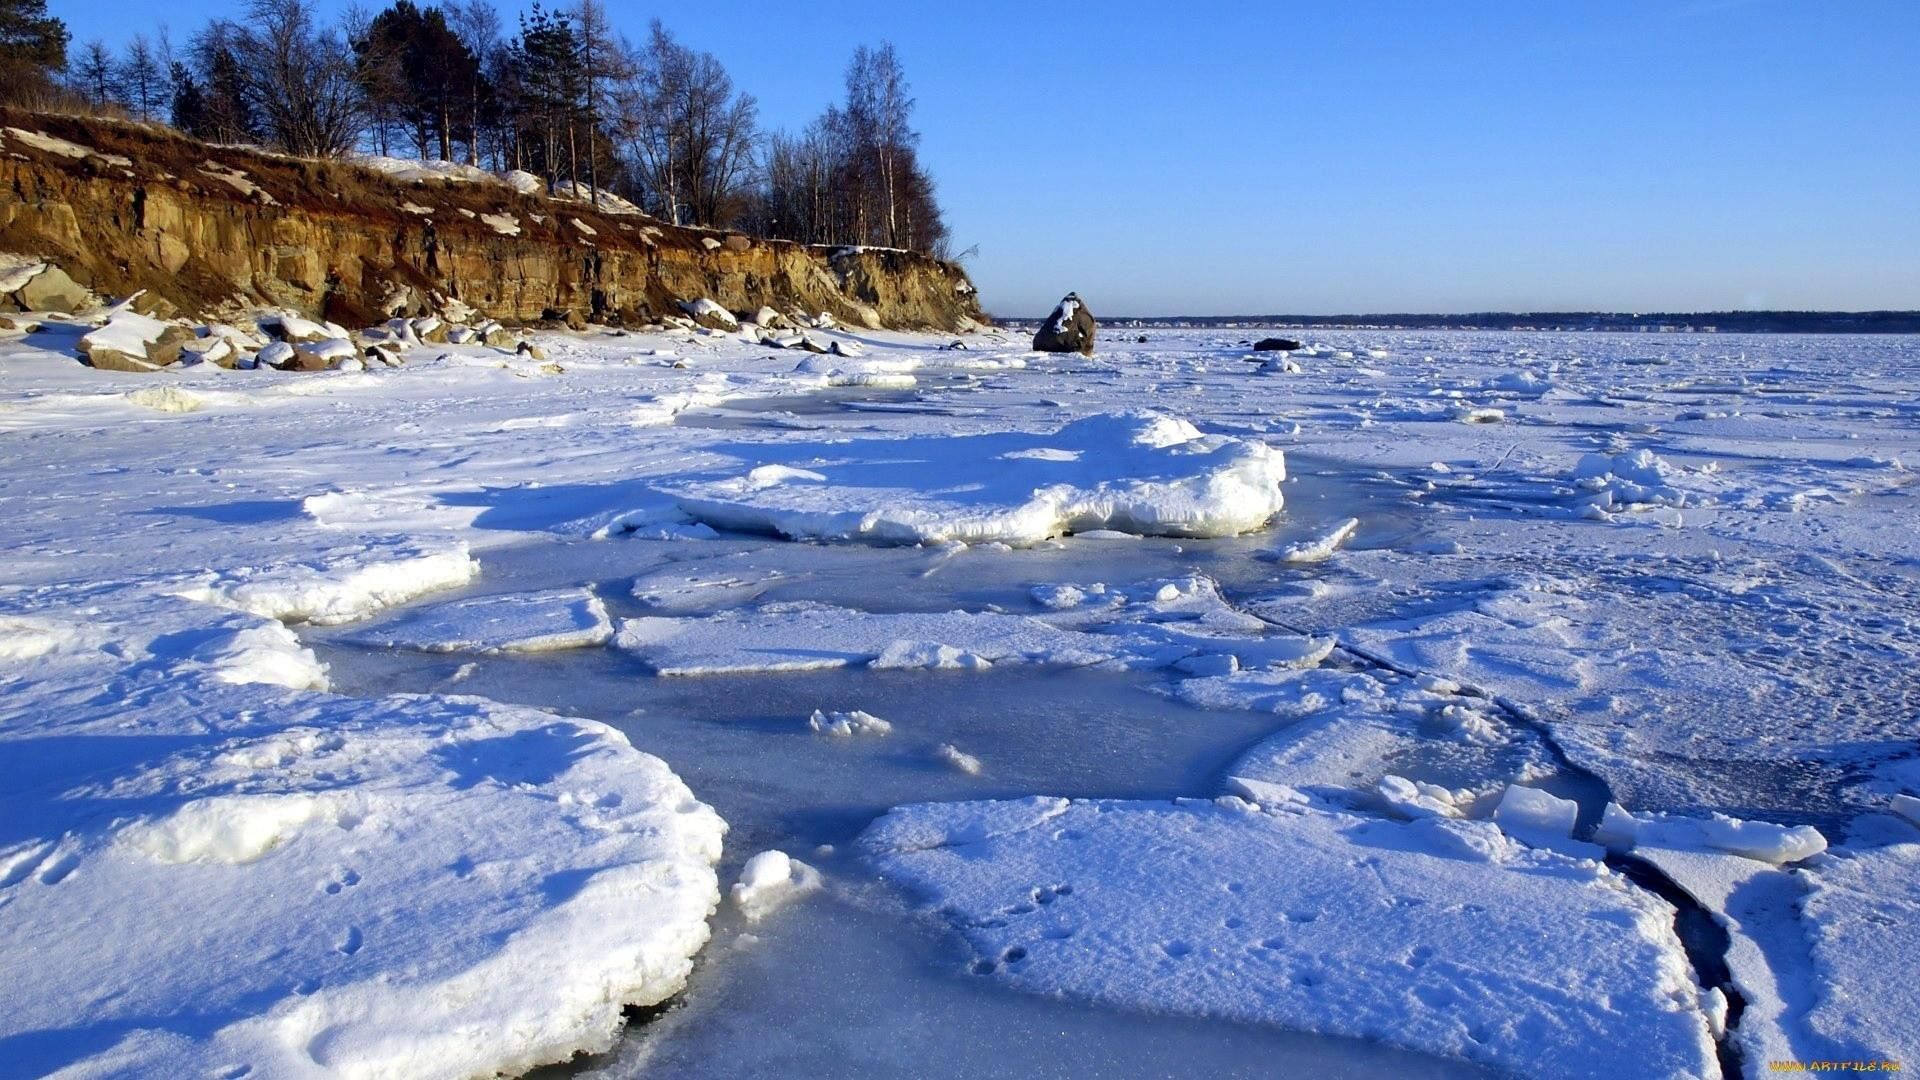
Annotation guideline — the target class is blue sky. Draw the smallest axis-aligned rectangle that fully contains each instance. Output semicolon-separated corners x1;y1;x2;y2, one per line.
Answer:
55;0;1920;316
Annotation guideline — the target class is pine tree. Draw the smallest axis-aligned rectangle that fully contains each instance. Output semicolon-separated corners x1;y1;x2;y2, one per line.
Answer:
0;0;69;104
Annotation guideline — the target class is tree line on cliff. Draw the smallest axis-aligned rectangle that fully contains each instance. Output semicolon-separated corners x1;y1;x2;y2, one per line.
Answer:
0;0;953;256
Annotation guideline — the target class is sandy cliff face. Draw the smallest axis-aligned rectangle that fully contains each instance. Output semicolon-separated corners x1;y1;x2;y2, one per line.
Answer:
0;110;984;331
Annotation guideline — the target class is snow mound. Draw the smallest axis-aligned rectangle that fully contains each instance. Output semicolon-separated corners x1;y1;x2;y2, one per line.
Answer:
731;850;822;922
0;694;726;1079
861;797;1715;1080
347;587;613;654
666;412;1287;545
178;544;480;625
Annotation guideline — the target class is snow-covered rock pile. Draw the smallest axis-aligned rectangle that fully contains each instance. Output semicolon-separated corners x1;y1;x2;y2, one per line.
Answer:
665;412;1287;545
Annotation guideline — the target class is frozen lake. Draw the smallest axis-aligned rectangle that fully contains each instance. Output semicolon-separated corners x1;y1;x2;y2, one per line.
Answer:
3;325;1916;1077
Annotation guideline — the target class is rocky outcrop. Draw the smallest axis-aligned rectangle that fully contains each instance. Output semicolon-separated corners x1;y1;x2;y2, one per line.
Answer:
0;110;986;332
1033;292;1096;356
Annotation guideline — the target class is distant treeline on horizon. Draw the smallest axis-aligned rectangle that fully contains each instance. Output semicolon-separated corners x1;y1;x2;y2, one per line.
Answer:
1001;311;1920;334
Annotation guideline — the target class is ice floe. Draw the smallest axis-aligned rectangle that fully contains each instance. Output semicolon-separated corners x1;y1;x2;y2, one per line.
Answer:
346;587;613;653
862;796;1717;1079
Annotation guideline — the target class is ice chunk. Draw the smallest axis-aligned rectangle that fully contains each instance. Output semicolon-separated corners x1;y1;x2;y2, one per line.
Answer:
1271;518;1359;563
178;544;480;626
1492;785;1579;847
1593;803;1826;865
936;743;984;775
808;709;893;737
347;588;613;653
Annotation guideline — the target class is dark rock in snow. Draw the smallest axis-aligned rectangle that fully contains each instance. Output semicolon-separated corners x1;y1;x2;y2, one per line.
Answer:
1253;338;1302;352
1033;292;1096;356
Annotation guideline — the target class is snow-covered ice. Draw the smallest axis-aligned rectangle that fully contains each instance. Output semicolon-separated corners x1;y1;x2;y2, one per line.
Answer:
862;795;1717;1079
5;320;1918;1076
665;412;1288;544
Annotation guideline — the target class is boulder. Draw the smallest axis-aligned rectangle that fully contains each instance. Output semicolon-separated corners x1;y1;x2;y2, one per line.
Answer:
723;235;752;252
1253;337;1302;352
179;335;238;368
1032;292;1096;356
753;306;793;331
797;334;830;354
17;266;91;313
78;312;194;371
516;340;548;361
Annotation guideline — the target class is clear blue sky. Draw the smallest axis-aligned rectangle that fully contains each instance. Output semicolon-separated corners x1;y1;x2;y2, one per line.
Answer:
56;0;1920;316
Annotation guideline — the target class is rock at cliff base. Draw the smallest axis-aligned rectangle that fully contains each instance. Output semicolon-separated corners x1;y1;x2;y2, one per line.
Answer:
1033;293;1096;356
1253;338;1302;352
681;299;738;332
281;338;356;371
18;265;91;313
752;306;792;331
78;312;195;371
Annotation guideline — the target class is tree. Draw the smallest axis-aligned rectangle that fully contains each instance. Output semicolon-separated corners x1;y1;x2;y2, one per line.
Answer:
116;34;165;121
610;20;756;227
233;0;361;157
168;60;206;132
187;22;257;143
511;4;584;185
0;0;68;104
70;38;116;110
354;2;482;161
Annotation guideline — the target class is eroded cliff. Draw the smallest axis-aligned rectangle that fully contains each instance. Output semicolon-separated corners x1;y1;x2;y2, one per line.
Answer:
0;109;984;331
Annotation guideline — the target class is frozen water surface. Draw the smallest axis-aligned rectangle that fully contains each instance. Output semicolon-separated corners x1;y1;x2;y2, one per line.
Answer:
6;326;1918;1077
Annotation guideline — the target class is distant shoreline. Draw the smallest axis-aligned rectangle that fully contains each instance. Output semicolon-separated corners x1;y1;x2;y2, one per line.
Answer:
997;312;1920;334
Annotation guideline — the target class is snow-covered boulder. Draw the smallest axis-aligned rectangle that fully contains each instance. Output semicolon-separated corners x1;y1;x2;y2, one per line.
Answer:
78;310;194;372
681;298;738;331
1032;292;1096;356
